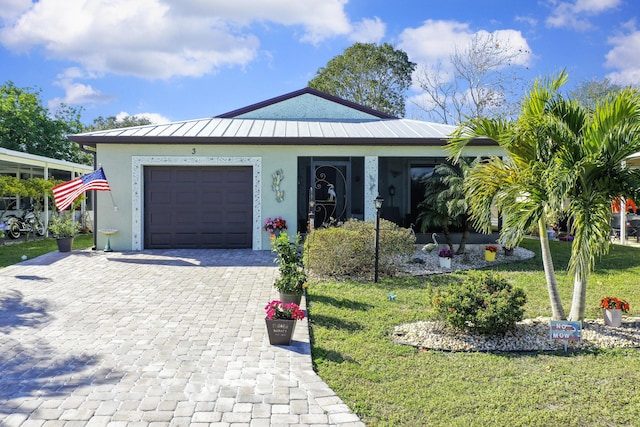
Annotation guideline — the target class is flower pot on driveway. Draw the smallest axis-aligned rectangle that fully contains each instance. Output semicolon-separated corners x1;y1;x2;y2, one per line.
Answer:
265;318;297;345
279;292;302;305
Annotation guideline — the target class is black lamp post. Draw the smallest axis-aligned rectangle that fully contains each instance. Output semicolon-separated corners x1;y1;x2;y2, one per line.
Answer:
374;195;384;283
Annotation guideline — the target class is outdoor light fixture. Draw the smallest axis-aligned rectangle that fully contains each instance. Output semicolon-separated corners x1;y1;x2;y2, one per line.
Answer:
374;195;384;282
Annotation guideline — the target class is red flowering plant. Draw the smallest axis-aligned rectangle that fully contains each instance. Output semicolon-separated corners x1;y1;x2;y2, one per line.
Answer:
485;245;499;253
600;296;630;313
265;300;306;320
264;216;287;233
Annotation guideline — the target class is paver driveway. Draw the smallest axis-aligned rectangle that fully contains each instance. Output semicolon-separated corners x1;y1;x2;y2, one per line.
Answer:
0;249;363;426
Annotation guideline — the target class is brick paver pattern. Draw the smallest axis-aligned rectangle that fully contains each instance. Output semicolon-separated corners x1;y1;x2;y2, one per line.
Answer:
0;249;364;426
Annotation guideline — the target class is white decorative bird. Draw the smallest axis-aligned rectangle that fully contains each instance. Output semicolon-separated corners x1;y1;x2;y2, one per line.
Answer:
421;233;439;253
327;184;336;201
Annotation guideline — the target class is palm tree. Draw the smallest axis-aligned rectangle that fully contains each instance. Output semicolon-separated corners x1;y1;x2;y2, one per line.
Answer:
546;88;640;320
450;71;640;321
448;72;570;320
417;159;477;254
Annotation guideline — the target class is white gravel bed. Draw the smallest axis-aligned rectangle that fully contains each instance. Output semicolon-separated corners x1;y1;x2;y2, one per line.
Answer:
392;318;640;352
394;244;640;352
399;244;535;276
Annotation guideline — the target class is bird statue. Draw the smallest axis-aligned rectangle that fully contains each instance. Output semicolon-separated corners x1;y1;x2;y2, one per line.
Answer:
327;184;336;202
421;233;439;252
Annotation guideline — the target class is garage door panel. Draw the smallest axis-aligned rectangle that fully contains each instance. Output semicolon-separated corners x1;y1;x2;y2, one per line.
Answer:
177;192;198;204
144;166;252;249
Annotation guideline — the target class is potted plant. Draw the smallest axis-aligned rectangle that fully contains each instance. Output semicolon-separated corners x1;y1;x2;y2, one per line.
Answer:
600;296;630;327
48;212;80;252
265;300;306;345
485;245;499;261
264;216;287;238
438;247;454;269
271;232;307;304
503;246;515;256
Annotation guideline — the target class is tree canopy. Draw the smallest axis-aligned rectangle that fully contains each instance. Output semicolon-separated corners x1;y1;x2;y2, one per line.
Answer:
0;81;90;164
85;115;152;132
308;42;416;117
415;32;528;124
449;72;640;321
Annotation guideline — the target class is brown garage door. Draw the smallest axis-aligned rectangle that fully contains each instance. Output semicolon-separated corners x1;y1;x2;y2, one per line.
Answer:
144;166;253;249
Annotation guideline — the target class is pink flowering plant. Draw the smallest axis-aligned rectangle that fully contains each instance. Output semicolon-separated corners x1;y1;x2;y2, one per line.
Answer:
265;300;306;320
264;216;287;233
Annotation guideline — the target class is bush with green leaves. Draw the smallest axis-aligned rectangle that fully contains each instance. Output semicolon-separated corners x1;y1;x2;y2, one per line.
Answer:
304;218;415;279
433;271;527;335
272;232;307;295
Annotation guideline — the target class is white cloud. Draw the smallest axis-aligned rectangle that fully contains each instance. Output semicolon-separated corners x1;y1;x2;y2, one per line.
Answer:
605;26;640;86
0;0;31;22
48;67;113;109
348;17;386;43
398;20;533;74
116;111;170;125
545;0;621;31
0;0;371;80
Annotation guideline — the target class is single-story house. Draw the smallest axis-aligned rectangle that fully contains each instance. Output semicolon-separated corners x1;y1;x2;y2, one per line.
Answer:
69;88;504;251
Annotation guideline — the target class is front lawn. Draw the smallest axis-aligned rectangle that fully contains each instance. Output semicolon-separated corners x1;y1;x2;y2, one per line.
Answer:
308;238;640;426
0;234;95;268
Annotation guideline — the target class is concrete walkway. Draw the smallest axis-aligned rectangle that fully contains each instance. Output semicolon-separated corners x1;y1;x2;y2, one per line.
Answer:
0;249;364;427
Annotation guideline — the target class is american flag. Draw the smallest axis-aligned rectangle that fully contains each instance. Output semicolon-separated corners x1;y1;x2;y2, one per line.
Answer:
52;167;111;211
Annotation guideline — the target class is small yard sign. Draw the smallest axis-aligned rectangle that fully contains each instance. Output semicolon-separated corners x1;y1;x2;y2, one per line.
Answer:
549;320;582;351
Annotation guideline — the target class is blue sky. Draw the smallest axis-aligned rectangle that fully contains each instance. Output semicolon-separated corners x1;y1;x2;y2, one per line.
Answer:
1;0;638;125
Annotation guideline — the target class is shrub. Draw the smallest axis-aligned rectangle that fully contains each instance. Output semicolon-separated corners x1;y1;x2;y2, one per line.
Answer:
304;218;415;279
272;232;307;295
432;271;527;335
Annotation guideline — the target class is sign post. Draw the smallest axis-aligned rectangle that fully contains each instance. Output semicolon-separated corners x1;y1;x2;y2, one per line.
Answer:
549;320;582;352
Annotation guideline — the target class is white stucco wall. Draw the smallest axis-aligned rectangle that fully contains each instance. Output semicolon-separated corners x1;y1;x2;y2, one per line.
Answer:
94;143;504;251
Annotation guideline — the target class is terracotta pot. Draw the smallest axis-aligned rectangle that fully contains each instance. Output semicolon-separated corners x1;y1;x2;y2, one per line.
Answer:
265;318;297;345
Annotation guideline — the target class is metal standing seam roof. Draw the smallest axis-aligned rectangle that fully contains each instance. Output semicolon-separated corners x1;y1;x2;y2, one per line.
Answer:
69;117;471;143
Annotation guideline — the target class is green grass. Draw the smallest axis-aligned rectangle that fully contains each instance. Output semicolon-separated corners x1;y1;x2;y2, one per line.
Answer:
0;234;95;268
308;238;640;427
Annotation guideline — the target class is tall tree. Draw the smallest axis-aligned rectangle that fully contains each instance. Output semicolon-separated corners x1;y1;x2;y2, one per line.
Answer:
569;77;623;111
448;72;570;320
0;81;89;164
85;115;152;131
548;88;640;320
450;72;640;321
308;43;416;117
415;32;528;124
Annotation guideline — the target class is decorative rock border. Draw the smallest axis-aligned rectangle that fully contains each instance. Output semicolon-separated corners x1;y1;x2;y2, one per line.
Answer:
393;317;640;352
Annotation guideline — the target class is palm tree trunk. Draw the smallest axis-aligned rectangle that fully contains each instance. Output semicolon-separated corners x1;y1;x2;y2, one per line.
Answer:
568;272;588;321
538;219;566;320
443;224;454;251
456;220;472;254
